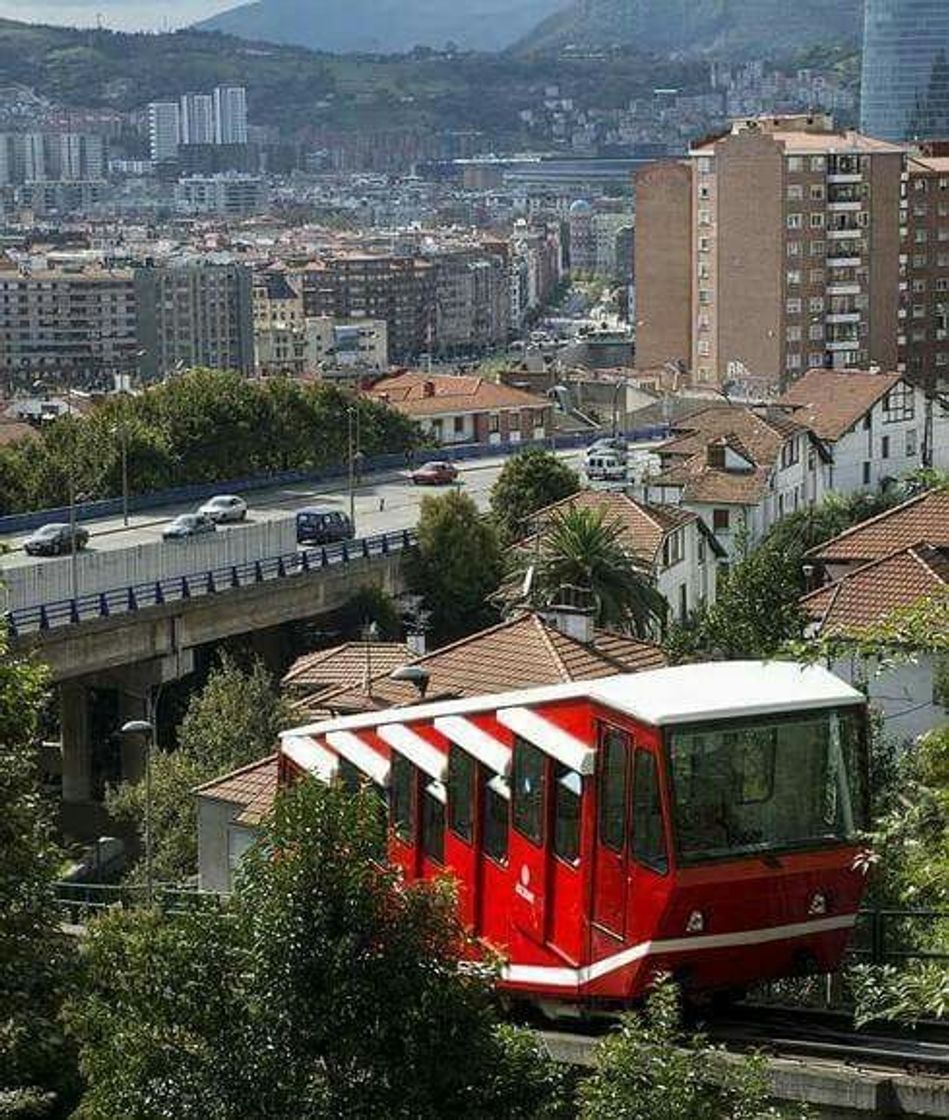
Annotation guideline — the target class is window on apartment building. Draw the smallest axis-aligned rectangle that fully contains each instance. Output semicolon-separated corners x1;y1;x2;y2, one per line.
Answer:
938;279;949;293
811;156;825;171
699;209;712;226
913;303;926;319
881;435;890;459
787;157;803;172
787;298;803;314
787;213;803;230
787;184;804;201
699;184;710;200
698;261;710;279
809;270;825;285
697;157;712;175
809;297;825;313
906;429;918;458
862;462;871;486
857;212;870;228
915;177;928;192
697;340;710;356
786;351;802;369
810;213;825;229
883;382;915;422
809;323;825;341
810;240;826;257
937;352;949;366
787;270;802;286
787;241;801;257
809;352;826;367
787;326;802;342
712;508;730;532
698;236;711;252
912;328;928;342
916;229;929;244
810;184;826;201
915;254;930;268
913;279;928;293
698;289;711;305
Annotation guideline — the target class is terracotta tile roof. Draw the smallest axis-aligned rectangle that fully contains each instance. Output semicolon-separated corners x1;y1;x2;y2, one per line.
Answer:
282;642;412;694
195;754;279;825
779;368;905;442
302;612;667;713
801;543;949;634
524;489;700;566
365;371;549;418
654;460;770;506
662;403;807;467
808;490;949;564
693;128;904;155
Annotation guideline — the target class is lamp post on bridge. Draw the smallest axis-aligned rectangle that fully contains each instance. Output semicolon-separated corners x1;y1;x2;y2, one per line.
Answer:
120;714;156;906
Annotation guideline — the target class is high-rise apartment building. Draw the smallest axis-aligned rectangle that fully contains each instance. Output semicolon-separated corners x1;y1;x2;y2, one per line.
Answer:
301;255;436;363
902;150;949;387
0;265;138;385
213;86;248;145
148;101;181;162
636;115;906;390
179;93;216;146
135;263;254;379
861;0;949;141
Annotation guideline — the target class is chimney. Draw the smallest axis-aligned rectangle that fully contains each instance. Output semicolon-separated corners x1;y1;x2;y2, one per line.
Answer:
406;632;427;656
707;439;726;469
539;585;597;645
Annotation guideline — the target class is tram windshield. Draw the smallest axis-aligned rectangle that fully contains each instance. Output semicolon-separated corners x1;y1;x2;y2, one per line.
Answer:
668;707;862;865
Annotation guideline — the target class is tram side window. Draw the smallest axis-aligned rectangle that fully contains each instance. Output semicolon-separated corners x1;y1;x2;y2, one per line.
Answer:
448;746;474;842
390;753;415;844
599;727;628;852
422;782;446;865
631;750;668;874
513;738;546;846
553;765;582;864
483;773;509;863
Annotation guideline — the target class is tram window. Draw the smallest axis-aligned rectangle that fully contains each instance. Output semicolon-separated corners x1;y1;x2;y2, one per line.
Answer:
631;750;668;874
599;727;628;852
513;738;546;846
422;782;446;865
390;753;415;844
448;746;474;843
553;765;582;864
338;757;363;794
483;774;509;863
735;729;776;804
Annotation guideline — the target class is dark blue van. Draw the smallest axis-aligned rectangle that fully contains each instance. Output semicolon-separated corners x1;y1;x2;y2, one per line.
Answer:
296;506;355;546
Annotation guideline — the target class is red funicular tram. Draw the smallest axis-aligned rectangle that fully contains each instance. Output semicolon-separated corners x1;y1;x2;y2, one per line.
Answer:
279;661;869;1009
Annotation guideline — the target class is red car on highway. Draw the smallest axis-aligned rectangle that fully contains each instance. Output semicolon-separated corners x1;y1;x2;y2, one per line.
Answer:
409;460;459;486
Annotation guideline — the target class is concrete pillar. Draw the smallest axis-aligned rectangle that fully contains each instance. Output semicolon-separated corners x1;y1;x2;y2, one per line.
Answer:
60;681;92;804
117;688;148;785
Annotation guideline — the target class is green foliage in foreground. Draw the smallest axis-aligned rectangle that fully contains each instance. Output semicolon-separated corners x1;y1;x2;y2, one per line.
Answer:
578;981;804;1120
0;369;420;515
407;489;504;643
65;779;565;1120
490;449;580;546
0;633;78;1112
106;654;290;885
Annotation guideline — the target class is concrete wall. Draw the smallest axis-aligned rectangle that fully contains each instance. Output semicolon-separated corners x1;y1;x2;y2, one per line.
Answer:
6;517;298;610
833;652;946;743
198;796;242;893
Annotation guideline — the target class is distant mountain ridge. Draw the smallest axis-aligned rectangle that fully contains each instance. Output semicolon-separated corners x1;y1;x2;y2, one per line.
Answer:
515;0;865;58
195;0;566;53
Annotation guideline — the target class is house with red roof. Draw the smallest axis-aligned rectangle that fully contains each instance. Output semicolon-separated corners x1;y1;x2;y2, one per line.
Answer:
364;370;552;447
800;489;949;739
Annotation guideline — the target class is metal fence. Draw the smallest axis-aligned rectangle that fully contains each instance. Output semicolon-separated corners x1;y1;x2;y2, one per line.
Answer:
54;881;221;924
7;528;415;638
850;908;949;966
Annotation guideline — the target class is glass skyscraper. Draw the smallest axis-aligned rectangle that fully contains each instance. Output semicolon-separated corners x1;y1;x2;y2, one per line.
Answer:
861;0;949;141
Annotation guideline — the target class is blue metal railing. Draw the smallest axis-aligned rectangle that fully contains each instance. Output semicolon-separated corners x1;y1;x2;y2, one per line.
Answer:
6;528;415;639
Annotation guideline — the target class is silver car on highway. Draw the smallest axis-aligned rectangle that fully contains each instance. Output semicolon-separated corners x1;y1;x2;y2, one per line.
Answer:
197;495;248;524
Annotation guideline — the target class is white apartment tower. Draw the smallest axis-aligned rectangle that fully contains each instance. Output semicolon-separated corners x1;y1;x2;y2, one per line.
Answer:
147;101;180;162
179;93;216;146
213;86;248;145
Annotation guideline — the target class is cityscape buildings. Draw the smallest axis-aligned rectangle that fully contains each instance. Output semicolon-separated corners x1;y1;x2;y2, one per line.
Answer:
147;101;181;162
860;0;949;141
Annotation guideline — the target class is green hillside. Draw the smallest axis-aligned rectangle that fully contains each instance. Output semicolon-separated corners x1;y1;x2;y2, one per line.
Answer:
516;0;864;59
196;0;564;54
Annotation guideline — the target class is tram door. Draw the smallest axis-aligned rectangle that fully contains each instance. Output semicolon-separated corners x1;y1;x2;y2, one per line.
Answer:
592;725;631;938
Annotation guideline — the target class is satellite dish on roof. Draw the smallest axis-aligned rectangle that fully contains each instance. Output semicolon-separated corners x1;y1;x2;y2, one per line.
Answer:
390;665;430;699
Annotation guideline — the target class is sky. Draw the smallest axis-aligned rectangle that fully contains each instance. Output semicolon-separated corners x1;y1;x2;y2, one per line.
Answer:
0;1;237;32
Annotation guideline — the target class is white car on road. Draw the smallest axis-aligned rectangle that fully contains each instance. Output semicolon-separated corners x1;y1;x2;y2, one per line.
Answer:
198;495;248;524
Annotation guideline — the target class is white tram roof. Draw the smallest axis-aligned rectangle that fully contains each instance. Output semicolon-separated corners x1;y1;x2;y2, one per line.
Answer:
281;660;863;749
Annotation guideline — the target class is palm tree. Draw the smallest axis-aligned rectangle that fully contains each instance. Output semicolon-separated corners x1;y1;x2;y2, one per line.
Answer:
503;506;668;639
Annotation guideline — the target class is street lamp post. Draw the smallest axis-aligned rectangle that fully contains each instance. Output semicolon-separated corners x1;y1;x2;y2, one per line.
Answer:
120;716;155;905
347;405;357;532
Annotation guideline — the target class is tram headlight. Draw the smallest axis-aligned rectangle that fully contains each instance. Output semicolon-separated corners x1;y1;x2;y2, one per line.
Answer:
808;892;827;916
685;910;705;934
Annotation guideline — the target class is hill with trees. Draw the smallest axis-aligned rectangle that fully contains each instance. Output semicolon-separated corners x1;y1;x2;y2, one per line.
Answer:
516;0;864;59
196;0;563;53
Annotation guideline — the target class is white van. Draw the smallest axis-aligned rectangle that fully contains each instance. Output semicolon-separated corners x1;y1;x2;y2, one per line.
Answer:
584;450;627;482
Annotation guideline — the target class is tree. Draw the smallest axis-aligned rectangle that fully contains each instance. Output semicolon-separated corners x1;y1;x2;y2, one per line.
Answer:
490;449;580;546
406;490;504;643
106;655;289;885
578;981;801;1120
0;633;77;1114
666;538;806;662
66;779;565;1120
503;506;667;638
